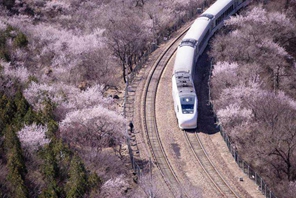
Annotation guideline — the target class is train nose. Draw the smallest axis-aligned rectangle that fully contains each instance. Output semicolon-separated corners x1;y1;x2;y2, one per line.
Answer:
178;115;197;129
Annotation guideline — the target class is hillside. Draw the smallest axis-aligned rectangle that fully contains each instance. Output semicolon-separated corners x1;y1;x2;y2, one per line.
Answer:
0;0;212;197
1;0;296;197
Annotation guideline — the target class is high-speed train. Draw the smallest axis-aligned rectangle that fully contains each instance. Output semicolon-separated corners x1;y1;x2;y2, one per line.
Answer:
172;0;250;129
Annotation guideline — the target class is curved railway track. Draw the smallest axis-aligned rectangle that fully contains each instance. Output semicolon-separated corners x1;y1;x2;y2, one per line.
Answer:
184;131;240;197
141;22;242;198
141;26;190;197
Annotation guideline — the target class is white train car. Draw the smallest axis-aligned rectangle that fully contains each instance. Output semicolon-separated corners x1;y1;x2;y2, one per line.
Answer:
172;71;197;129
172;17;212;129
202;0;249;33
172;0;250;129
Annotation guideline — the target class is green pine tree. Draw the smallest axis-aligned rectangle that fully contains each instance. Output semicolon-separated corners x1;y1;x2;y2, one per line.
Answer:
65;156;88;198
13;32;28;48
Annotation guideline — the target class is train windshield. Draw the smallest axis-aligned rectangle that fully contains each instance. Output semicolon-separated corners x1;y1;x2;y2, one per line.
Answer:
180;96;195;114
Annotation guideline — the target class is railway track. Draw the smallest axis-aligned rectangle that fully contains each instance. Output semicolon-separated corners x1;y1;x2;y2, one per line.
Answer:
141;26;190;197
184;131;240;197
140;21;243;198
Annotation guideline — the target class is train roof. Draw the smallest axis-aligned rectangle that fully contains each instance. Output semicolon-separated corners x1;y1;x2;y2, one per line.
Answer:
175;71;195;95
202;0;233;17
174;45;195;73
183;17;211;42
174;16;212;74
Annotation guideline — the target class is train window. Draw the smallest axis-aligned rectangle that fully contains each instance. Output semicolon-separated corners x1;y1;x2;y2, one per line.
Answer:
181;104;194;114
215;5;234;26
180;97;195;114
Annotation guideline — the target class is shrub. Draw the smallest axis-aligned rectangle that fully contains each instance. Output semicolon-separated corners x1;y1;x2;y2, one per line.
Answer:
2;0;15;10
87;173;102;189
0;31;6;48
0;48;10;61
39;184;60;198
46;119;58;138
13;32;28;48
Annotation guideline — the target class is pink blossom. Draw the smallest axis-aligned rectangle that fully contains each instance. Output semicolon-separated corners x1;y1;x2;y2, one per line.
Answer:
0;20;7;30
1;61;30;83
24;82;112;116
212;61;238;76
217;103;253;124
45;0;70;11
59;105;126;150
226;7;268;26
60;105;125;131
17;123;50;152
101;174;129;198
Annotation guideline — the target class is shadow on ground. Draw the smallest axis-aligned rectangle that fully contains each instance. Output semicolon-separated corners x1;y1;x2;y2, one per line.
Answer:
193;46;220;135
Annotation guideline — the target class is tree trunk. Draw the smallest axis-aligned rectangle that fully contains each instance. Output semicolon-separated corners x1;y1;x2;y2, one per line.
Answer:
285;0;291;10
274;65;280;93
122;63;126;83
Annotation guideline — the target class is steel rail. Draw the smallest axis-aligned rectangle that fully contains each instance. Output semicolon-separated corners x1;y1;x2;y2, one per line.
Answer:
141;24;192;197
184;131;241;197
141;19;242;198
141;5;245;197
